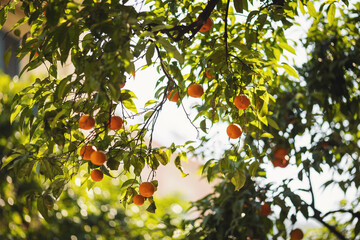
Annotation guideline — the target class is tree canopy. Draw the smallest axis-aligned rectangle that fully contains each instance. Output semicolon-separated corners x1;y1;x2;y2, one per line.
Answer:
1;0;360;239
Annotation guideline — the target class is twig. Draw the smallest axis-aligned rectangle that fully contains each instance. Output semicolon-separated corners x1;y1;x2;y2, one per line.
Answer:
224;0;230;69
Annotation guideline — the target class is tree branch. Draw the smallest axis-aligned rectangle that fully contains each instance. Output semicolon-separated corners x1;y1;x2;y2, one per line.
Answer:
151;0;220;42
305;170;348;240
224;0;230;69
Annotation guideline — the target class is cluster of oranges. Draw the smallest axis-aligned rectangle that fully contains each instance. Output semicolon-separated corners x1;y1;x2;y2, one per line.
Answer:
78;114;124;181
132;182;156;206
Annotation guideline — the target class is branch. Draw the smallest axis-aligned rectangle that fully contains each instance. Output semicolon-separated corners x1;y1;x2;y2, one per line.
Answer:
152;0;220;42
305;170;348;240
322;209;360;220
224;0;230;69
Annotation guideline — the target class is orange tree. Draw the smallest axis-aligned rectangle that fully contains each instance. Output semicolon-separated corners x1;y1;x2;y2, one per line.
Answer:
1;0;359;239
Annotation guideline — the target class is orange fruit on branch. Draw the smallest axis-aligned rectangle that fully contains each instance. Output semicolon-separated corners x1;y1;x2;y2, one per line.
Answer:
167;90;180;102
290;228;304;240
139;182;155;197
79;114;95;130
199;17;213;32
187;84;204;98
120;82;126;89
90;150;107;166
272;147;289;168
234;94;250;110
226;124;242;139
205;71;214;79
90;169;103;182
80;145;96;160
133;194;145;205
108;116;123;131
259;203;271;216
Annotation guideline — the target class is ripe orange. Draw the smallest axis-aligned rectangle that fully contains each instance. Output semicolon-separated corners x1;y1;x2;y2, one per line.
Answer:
199;18;213;32
259;203;271;216
79;115;95;130
133;194;145;205
205;71;214;79
80;145;96;160
272;147;289;168
139;182;155;197
226;124;242;139
188;84;204;98
234;94;251;110
120;82;126;88
108;116;123;131
167;90;180;102
90;151;107;166
290;228;304;240
90;169;103;181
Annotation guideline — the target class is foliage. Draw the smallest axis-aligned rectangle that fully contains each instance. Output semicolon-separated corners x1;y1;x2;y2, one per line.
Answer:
1;0;360;239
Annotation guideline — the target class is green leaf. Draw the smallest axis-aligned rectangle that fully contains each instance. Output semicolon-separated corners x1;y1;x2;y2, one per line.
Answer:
298;0;306;15
231;169;246;191
307;1;317;18
260;132;274;138
146;201;157;213
267;117;280;130
122;99;138;113
153;149;169;165
144;99;158;107
146;43;155;66
233;0;243;13
327;4;335;25
200;119;207;133
3;45;12;67
37;196;50;221
121;179;138;189
249;161;259;176
157;37;184;65
278;42;296;55
282;63;299;78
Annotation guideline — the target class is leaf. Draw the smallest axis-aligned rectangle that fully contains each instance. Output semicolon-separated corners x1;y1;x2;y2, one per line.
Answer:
307;1;317;18
121;179;138;189
37;196;50;221
146;201;157;213
3;45;12;67
327;4;336;25
278;42;296;55
282;63;299;78
234;0;243;13
267;117;280;130
260;132;274;138
153;149;169;165
144;99;158;107
298;0;305;15
31;103;39;117
200;119;207;133
122;99;138;113
249;161;259;176
231;169;246;191
157;37;184;65
146;43;155;66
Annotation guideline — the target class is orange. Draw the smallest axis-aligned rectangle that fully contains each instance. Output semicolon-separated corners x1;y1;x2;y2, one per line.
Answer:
120;82;126;88
167;90;180;102
199;18;213;32
187;84;204;98
90;151;107;166
80;145;96;160
139;182;155;197
133;194;145;205
90;169;103;181
108;116;123;130
226;124;242;139
272;147;289;168
290;228;304;240
79;115;95;130
205;71;214;79
259;203;271;216
234;94;250;110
